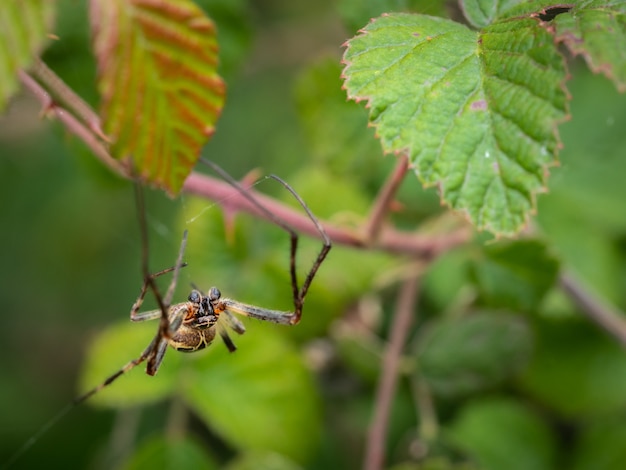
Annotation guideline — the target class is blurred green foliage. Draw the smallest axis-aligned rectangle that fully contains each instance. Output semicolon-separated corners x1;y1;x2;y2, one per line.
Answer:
2;1;626;470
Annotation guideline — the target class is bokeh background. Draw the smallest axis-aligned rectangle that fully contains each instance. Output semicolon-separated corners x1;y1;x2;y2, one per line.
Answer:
2;1;626;469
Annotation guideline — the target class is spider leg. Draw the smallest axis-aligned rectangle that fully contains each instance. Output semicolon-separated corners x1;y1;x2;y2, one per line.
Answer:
145;301;191;375
200;158;331;325
129;264;188;320
133;181;188;329
73;339;155;406
146;338;169;376
268;174;331;323
222;309;246;334
130;308;162;322
221;298;294;325
218;329;237;353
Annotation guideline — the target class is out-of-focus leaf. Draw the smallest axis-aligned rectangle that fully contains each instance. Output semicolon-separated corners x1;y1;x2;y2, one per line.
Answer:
121;434;218;470
460;0;523;28
469;240;560;312
293;58;382;178
417;312;532;397
194;0;253;77
537;193;622;303
226;451;304;470
181;324;322;463
447;398;556;470
333;322;384;384
535;66;626;303
390;458;478;470
90;0;225;193
422;245;472;311
553;1;626;92
343;13;568;235
570;418;626;470
0;0;55;111
519;317;626;417
337;0;447;34
78;320;180;407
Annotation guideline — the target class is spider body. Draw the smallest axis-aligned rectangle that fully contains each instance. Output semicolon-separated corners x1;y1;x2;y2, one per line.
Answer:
160;285;302;357
167;290;218;352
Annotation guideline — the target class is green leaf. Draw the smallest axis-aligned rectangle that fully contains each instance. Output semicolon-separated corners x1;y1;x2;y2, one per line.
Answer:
333;324;384;384
460;0;523;29
78;320;180;407
226;452;304;470
571;418;626;470
468;239;560;312
293;58;382;177
417;312;532;398
422;245;472;311
193;0;253;77
337;0;447;35
520;317;626;417
91;0;225;194
447;398;557;470
389;459;478;470
536;67;626;303
0;0;55;112
181;325;322;463
553;1;626;92
121;434;218;470
342;13;568;235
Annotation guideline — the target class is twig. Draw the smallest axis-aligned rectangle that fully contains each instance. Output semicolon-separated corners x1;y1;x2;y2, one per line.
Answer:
363;154;409;243
184;171;470;256
560;271;626;347
18;70;126;177
364;273;421;470
30;59;109;141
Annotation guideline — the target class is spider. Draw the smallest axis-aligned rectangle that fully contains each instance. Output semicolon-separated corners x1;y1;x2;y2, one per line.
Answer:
75;158;332;405
4;162;331;468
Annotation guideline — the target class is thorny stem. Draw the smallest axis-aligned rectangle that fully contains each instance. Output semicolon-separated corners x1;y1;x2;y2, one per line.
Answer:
363;154;409;243
30;59;108;141
364;273;421;470
19;65;471;259
560;271;626;347
19;70;125;176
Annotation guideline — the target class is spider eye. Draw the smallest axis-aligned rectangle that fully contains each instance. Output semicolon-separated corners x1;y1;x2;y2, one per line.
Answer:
208;286;221;301
188;290;201;303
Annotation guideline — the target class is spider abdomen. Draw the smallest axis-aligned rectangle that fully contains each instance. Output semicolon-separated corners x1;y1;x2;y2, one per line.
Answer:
170;326;216;352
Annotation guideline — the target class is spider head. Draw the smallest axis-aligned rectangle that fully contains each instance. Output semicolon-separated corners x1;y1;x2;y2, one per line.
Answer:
185;289;218;329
